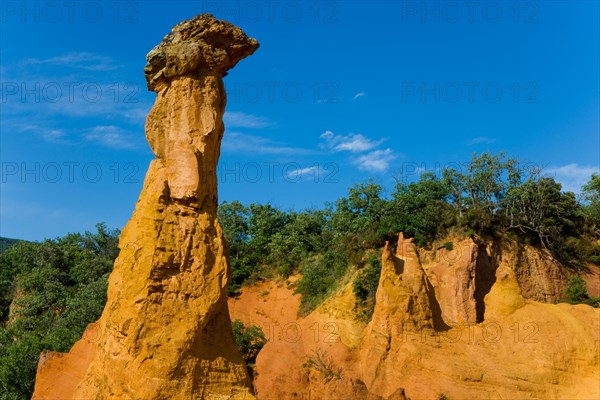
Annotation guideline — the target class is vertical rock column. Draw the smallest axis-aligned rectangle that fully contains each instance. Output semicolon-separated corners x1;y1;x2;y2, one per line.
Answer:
361;233;437;394
35;14;259;400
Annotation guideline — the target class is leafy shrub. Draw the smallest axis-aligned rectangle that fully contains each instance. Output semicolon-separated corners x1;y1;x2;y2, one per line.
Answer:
231;319;267;367
387;172;455;246
352;252;382;322
563;236;600;265
295;251;347;316
561;275;599;307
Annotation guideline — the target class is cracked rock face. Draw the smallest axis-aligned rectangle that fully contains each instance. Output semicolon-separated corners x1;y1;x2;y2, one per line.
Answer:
32;14;259;400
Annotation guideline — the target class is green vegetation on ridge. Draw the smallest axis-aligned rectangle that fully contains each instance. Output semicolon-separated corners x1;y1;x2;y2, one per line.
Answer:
0;224;119;399
0;238;21;254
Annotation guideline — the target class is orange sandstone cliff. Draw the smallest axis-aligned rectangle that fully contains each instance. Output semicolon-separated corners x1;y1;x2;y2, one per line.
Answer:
32;14;259;400
229;234;600;400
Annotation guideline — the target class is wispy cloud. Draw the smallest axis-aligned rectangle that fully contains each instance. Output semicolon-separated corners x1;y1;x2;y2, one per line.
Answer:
42;129;68;142
224;112;274;129
24;52;117;71
10;124;73;144
354;149;396;172
544;163;598;193
319;130;396;172
284;165;325;181
1;52;152;127
353;92;366;100
84;125;137;150
223;132;312;155
469;136;496;145
320;130;383;153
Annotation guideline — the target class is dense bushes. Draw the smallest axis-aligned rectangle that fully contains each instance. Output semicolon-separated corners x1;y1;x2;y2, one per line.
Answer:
295;251;348;316
0;224;119;400
0;238;19;254
352;252;382;322
231;319;267;368
387;172;455;246
561;275;600;307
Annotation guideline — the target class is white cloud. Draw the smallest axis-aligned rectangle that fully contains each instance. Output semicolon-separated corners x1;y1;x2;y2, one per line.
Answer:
10;124;72;144
84;125;137;150
42;129;68;142
469;136;496;145
222;132;312;155
353;92;366;100
544;164;598;193
354;149;396;172
320;131;383;153
24;52;117;71
284;165;326;181
224;112;274;129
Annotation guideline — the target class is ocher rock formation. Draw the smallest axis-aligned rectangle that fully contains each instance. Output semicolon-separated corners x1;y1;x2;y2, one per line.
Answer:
32;14;259;400
229;234;599;400
361;234;600;399
512;243;568;303
420;237;497;325
361;234;438;391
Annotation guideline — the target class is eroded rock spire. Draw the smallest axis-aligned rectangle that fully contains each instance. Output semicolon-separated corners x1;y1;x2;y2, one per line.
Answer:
32;14;259;400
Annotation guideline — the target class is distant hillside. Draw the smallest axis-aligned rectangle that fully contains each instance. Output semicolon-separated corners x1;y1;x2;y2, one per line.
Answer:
0;237;21;253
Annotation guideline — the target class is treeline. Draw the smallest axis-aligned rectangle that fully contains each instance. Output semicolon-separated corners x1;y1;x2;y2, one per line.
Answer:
219;153;600;315
0;238;20;254
0;224;119;399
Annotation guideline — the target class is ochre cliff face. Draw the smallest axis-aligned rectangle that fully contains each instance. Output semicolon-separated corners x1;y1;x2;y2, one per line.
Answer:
361;235;599;399
228;234;599;400
360;234;438;391
32;14;259;400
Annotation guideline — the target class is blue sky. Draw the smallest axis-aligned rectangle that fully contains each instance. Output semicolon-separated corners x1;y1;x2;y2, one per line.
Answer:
1;1;598;241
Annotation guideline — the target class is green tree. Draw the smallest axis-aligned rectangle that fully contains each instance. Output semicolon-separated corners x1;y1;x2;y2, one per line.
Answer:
231;319;267;366
352;252;382;322
463;152;508;211
582;174;600;236
247;203;289;253
332;180;388;248
504;177;583;252
0;224;119;399
562;275;599;307
386;172;454;246
218;201;250;254
218;201;255;294
268;209;331;277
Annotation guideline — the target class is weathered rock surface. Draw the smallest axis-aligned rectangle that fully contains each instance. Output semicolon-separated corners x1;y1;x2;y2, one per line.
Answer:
229;233;599;400
361;234;599;399
512;243;568;303
360;234;438;392
582;262;600;297
32;14;258;400
228;276;396;400
421;236;569;326
420;238;483;326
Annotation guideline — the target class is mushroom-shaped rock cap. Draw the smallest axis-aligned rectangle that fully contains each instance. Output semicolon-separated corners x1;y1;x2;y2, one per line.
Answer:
144;14;259;91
